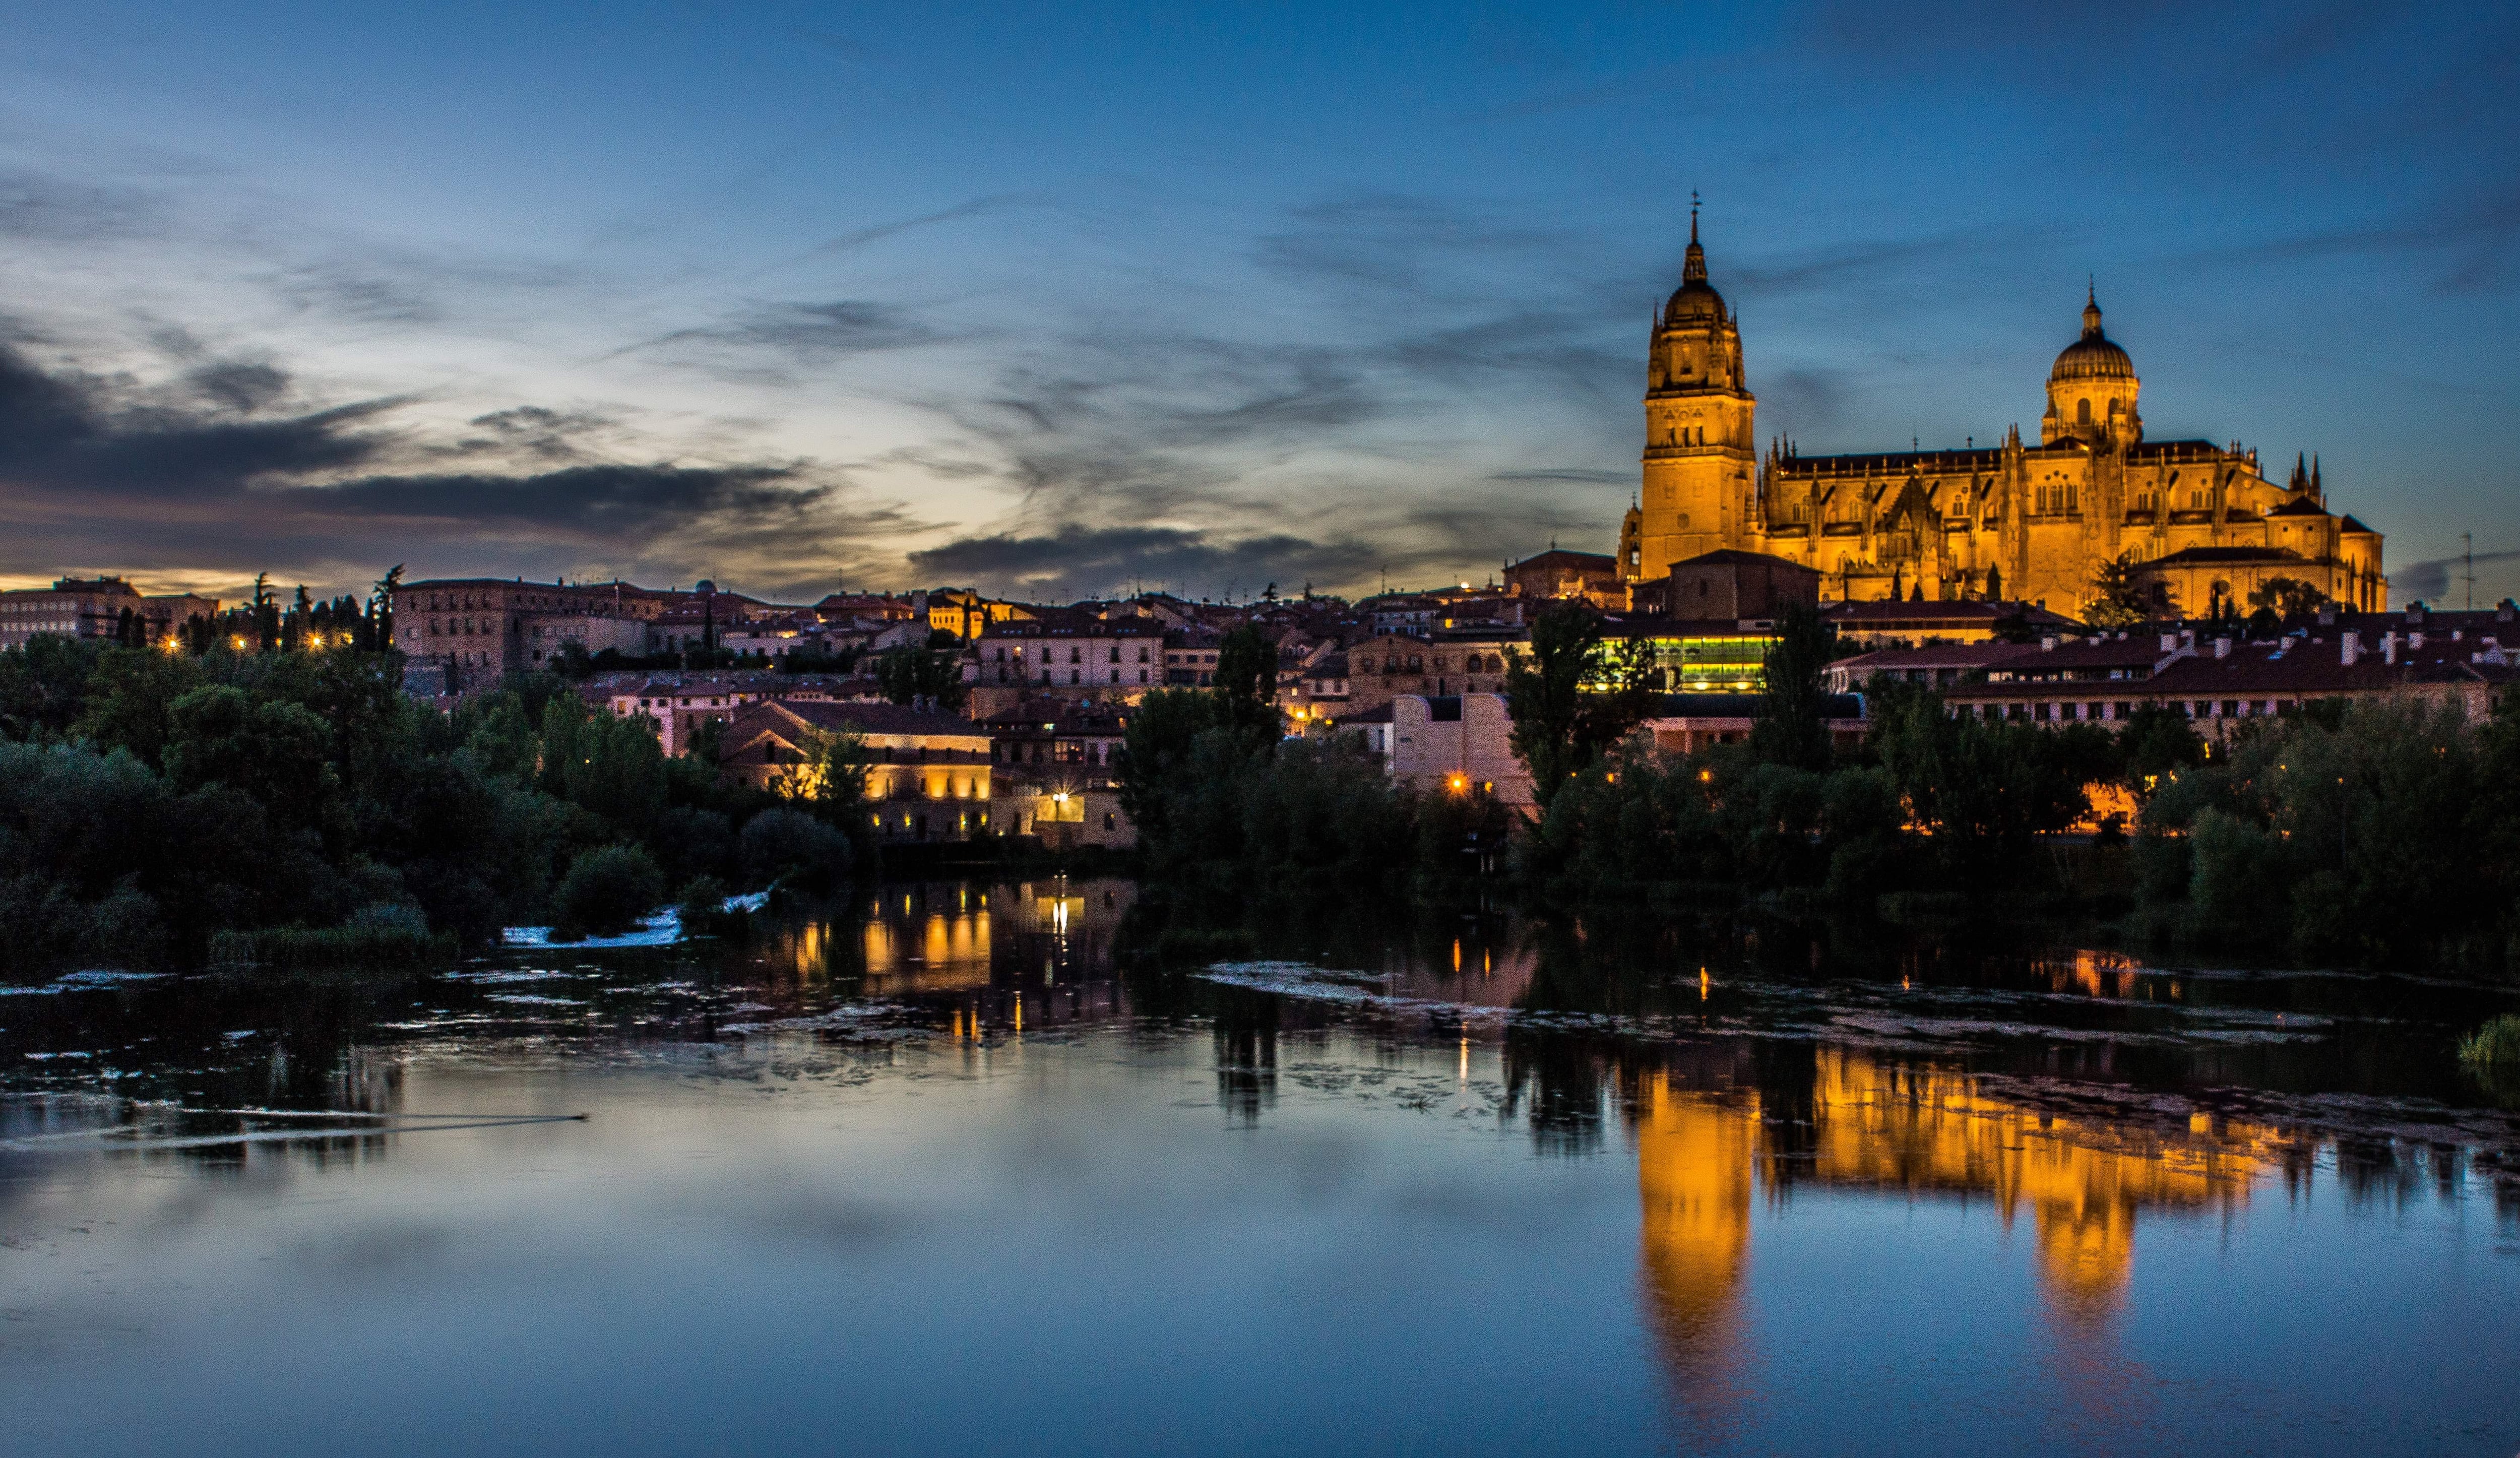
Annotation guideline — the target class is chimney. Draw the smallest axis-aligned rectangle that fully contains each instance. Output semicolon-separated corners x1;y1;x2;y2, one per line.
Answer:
2213;637;2231;659
2160;633;2180;652
2340;631;2359;666
2382;631;2398;665
2041;635;2058;651
2410;631;2426;650
2315;603;2338;627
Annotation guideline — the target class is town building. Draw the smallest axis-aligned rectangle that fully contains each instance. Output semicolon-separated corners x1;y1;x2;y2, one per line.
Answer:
0;577;219;650
596;672;873;755
717;699;995;842
1937;604;2519;738
1617;214;2387;614
1630;548;1818;622
1503;549;1625;608
1822;598;2081;648
1341;630;1521;716
1823;642;2056;695
1640;692;1870;756
980;701;1135;848
965;611;1166;718
1352;694;1534;806
396;577;659;690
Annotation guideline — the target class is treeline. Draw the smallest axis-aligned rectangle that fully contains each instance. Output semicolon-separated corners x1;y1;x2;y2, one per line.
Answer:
0;638;866;974
2136;695;2520;970
1119;626;1506;905
1123;600;2520;973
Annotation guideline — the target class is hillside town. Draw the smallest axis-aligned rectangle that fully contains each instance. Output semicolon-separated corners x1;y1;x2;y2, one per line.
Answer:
18;540;2475;858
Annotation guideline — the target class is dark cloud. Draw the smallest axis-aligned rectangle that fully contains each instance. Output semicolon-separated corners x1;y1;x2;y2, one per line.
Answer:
2392;547;2520;603
439;406;618;465
908;524;1377;600
0;338;906;598
184;360;290;415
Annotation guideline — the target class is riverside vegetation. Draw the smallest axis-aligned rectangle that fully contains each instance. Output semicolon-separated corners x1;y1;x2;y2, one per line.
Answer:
0;595;867;975
1121;603;2520;978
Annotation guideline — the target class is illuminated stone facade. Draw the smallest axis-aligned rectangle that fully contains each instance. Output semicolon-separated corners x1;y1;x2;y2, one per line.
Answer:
1622;222;2388;615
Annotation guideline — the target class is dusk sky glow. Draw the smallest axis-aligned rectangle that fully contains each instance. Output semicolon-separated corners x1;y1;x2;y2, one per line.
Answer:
3;2;2515;605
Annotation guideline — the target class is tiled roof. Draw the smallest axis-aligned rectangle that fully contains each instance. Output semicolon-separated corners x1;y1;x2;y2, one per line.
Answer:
741;699;986;739
2139;545;2306;566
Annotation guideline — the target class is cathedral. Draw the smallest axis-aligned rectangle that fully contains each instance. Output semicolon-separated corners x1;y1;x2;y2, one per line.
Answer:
1615;219;2387;616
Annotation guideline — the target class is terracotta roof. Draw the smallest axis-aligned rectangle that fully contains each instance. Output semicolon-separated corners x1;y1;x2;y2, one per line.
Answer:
1822;600;2080;627
2138;545;2306;567
1670;547;1818;572
740;699;986;739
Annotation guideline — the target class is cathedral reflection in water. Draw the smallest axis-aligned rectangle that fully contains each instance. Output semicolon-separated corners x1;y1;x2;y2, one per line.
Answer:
1632;1044;2277;1405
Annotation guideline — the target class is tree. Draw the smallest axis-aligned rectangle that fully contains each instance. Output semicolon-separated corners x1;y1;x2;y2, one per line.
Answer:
2248;575;2331;620
875;637;968;711
1116;688;1225;852
1505;603;1653;805
162;685;336;833
250;573;280;652
2083;552;2152;628
1211;623;1280;735
73;647;205;769
1748;602;1838;771
767;726;867;821
369;564;404;650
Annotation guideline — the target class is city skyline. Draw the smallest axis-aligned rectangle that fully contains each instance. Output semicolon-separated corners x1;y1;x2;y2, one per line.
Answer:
2;3;2515;607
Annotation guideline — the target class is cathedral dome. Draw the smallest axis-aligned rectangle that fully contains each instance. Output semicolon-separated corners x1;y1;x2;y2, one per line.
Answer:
2050;292;2133;382
1662;216;1728;329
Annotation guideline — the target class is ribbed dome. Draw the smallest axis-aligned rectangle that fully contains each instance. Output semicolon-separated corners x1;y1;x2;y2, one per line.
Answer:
2050;293;2133;382
1662;217;1729;329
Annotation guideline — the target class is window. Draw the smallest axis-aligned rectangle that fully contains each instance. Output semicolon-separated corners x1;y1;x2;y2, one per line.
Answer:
2077;399;2092;425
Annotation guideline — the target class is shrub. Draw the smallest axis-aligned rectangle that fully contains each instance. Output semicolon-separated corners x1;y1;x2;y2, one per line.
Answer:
739;808;852;889
555;844;664;935
675;874;734;938
207;902;454;973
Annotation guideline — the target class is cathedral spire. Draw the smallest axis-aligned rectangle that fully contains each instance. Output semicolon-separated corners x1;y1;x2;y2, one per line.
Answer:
1683;189;1707;283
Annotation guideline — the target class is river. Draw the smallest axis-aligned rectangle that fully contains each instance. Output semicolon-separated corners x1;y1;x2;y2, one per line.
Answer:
2;878;2515;1456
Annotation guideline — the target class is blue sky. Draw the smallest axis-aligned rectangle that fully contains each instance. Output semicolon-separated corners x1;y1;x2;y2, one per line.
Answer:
1;2;2513;605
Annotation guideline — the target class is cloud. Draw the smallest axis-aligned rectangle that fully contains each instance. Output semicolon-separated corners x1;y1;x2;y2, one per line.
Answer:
0;166;165;244
621;299;949;373
908;524;1378;600
2391;547;2520;602
1488;468;1628;483
0;337;916;599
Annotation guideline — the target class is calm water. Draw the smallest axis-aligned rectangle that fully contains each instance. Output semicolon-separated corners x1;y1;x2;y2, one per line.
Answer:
2;881;2516;1457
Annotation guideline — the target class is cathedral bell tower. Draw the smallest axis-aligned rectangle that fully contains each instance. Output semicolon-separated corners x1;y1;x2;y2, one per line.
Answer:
1635;208;1757;583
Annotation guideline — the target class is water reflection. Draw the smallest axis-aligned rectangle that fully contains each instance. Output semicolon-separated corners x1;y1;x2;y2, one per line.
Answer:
0;881;2516;1456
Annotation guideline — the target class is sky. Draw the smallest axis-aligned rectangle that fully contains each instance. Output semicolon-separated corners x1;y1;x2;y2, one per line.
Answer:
0;1;2514;608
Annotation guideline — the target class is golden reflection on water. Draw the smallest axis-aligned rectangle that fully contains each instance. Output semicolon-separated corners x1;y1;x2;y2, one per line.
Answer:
753;881;1135;1006
1635;1049;2279;1403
